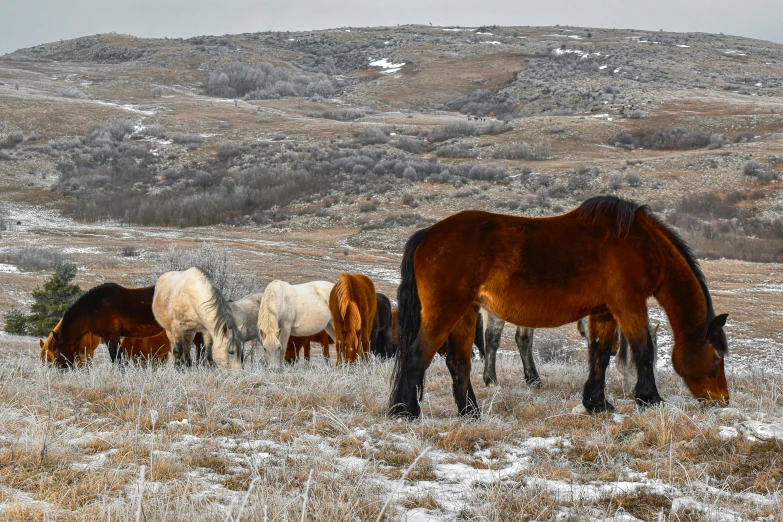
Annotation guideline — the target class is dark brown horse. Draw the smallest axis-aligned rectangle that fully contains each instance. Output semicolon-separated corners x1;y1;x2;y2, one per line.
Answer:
390;196;729;418
52;283;164;368
285;330;332;363
329;273;377;364
370;293;394;359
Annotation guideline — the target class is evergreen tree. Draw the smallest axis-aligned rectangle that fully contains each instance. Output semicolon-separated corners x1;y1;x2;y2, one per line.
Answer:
3;308;29;335
25;262;83;336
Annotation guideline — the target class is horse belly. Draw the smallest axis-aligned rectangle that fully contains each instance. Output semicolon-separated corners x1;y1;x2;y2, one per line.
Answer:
481;283;597;329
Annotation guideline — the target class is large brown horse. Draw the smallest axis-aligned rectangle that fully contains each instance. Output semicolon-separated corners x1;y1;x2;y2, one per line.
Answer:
390;196;729;418
120;330;172;365
52;283;164;368
329;273;377;364
285;330;332;363
40;319;102;367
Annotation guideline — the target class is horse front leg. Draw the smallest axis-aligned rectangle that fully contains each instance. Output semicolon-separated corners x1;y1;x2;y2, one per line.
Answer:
446;309;481;418
516;327;542;388
631;329;663;407
582;312;617;413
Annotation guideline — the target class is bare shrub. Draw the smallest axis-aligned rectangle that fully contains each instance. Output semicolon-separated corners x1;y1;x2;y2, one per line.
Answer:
629;109;644;119
151;86;165;97
153;243;256;300
535;186;550;207
355;127;389;145
393;136;425;154
217;143;252;161
708;133;728;149
359;200;379;212
59;87;93;99
203;62;336;99
610;127;712;150
435;144;477;158
168;133;205;145
743;160;763;177
429;122;477;142
0;247;67;271
608;172;624;190
323;108;365;121
627;172;642;187
121;246;139;257
360;213;433;231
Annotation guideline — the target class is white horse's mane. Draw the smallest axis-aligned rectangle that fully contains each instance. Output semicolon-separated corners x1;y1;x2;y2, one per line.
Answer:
258;281;282;334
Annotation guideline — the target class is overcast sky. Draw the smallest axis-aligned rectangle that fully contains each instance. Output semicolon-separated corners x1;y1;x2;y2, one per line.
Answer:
2;0;781;56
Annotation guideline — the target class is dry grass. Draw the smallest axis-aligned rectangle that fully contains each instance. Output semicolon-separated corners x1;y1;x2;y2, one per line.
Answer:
0;340;780;520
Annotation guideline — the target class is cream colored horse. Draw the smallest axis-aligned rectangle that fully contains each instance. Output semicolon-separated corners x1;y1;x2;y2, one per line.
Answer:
153;267;243;369
257;280;336;368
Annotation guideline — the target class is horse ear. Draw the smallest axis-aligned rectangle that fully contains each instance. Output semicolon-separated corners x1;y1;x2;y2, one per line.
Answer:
709;314;728;334
39;339;44;348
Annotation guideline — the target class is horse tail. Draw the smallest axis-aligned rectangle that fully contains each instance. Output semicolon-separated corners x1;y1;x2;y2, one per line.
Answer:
390;227;429;413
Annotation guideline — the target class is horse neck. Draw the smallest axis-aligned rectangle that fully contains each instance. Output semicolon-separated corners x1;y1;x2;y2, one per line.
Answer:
654;241;711;361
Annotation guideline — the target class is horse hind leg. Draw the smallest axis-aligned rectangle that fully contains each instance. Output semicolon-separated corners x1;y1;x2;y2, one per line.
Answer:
516;327;542;388
582;312;617;413
446;307;481;418
481;312;504;387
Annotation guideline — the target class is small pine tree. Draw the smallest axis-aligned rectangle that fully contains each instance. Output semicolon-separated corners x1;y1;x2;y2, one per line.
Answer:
3;308;29;335
25;262;84;336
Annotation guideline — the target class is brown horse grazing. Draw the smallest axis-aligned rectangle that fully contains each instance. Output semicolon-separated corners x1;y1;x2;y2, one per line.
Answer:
52;283;164;368
120;331;172;365
329;273;377;364
390;196;730;419
40;319;102;367
285;330;332;363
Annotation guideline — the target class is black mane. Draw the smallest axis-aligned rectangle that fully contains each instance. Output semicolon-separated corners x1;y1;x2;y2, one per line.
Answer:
576;195;648;238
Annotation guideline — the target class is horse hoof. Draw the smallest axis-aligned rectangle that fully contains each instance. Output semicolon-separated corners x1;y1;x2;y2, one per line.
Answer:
483;377;499;387
635;394;664;408
459;407;482;420
583;400;615;414
526;377;543;389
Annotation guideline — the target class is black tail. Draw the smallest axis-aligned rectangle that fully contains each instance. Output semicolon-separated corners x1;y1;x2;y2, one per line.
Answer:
389;227;429;417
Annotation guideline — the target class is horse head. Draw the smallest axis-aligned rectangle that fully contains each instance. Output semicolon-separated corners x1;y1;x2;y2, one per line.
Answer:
40;334;57;364
211;322;244;370
676;314;729;406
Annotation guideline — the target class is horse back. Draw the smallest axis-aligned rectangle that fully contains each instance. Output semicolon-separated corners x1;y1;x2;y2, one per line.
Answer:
416;208;663;328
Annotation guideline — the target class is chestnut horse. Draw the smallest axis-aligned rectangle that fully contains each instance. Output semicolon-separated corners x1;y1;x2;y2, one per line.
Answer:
391;196;729;418
285;330;332;363
40;319;102;367
329;273;377;364
120;330;172;365
51;283;164;368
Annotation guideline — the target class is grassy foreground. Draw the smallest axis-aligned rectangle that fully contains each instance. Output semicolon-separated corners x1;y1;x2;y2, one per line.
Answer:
0;337;780;521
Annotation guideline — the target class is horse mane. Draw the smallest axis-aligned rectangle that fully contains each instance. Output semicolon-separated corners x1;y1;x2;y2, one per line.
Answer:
578;196;714;323
650;215;715;319
195;268;240;339
334;274;362;333
577;195;650;238
258;281;281;334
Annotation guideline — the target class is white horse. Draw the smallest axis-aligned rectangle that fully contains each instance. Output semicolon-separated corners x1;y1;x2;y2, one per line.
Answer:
257;280;335;368
229;291;264;361
153;267;243;370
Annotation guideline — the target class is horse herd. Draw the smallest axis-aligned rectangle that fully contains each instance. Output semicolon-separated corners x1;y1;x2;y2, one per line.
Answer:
40;196;732;419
